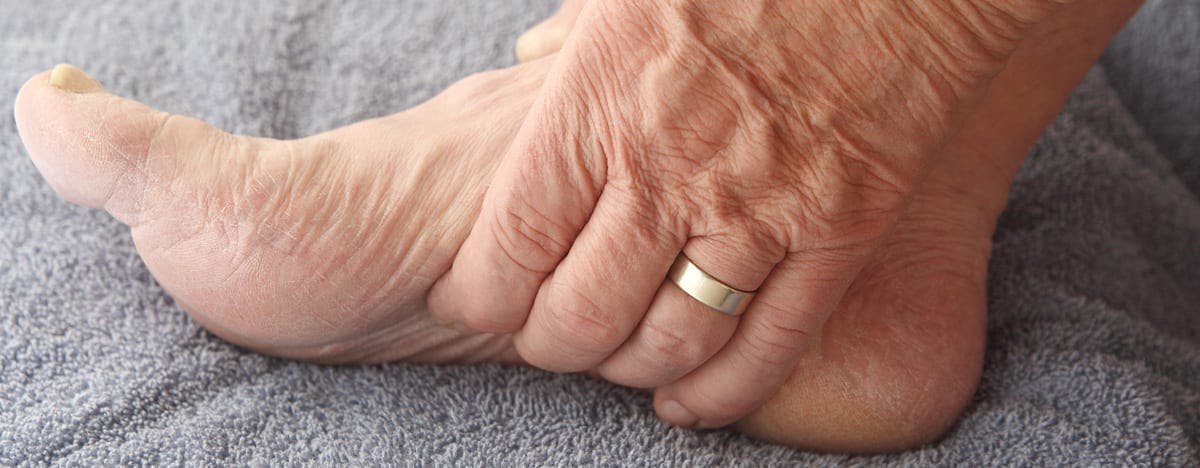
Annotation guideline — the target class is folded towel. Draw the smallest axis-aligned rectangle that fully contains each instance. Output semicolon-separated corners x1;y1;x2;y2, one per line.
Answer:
1;0;1196;464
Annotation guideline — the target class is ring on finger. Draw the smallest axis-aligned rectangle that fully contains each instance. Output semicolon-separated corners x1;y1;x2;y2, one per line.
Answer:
666;253;756;316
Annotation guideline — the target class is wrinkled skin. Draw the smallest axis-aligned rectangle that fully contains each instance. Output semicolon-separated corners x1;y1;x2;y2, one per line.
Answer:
14;0;1138;453
513;0;1142;451
427;0;1079;429
16;59;555;364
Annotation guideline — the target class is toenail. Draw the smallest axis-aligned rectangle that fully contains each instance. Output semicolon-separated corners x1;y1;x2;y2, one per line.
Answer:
50;64;104;93
658;400;699;428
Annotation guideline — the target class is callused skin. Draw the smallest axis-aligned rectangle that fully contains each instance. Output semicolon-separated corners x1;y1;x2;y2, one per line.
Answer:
13;0;1140;453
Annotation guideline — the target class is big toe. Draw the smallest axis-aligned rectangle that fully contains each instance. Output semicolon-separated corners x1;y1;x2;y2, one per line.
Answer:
14;64;230;225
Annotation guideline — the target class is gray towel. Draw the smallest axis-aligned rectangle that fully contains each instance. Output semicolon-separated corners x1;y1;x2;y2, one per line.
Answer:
1;0;1197;465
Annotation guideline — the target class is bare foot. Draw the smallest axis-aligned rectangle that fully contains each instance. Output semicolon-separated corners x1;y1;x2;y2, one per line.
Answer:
733;0;1144;452
15;58;550;364
508;0;1140;452
14;0;1139;453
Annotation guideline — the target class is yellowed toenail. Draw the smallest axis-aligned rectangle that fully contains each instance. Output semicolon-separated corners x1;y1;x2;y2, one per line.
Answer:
50;64;103;93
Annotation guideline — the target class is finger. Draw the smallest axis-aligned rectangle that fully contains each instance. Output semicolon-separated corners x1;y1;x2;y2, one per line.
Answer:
655;250;863;428
515;0;589;63
593;233;783;388
427;102;604;333
512;187;684;372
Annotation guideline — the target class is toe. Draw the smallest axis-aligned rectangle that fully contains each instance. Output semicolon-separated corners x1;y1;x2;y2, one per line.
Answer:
14;64;238;225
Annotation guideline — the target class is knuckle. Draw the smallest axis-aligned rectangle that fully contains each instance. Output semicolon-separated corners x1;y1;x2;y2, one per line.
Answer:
698;221;789;274
784;132;916;248
429;286;521;333
684;384;756;425
488;194;572;275
458;307;521;334
541;283;624;357
834;151;912;207
736;318;811;369
601;186;683;246
793;184;907;251
638;319;708;375
515;345;560;372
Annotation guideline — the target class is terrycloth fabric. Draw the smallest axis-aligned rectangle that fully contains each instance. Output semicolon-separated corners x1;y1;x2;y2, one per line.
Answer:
1;0;1197;464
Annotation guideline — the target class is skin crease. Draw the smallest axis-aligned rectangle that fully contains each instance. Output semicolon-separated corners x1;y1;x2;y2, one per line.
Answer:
516;0;1143;452
16;60;557;364
13;0;1138;453
737;0;1143;451
424;0;1101;431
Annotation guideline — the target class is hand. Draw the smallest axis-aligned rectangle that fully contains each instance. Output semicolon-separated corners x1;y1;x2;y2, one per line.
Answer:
430;0;1065;428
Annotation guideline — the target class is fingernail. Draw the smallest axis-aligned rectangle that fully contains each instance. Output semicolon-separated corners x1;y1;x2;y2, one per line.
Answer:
435;317;458;329
658;400;699;428
50;64;103;93
694;420;721;430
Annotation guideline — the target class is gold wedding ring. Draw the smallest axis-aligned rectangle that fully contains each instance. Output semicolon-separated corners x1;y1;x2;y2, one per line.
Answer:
667;254;755;316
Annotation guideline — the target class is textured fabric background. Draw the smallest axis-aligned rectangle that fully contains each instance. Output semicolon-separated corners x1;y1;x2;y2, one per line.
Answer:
1;0;1197;465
